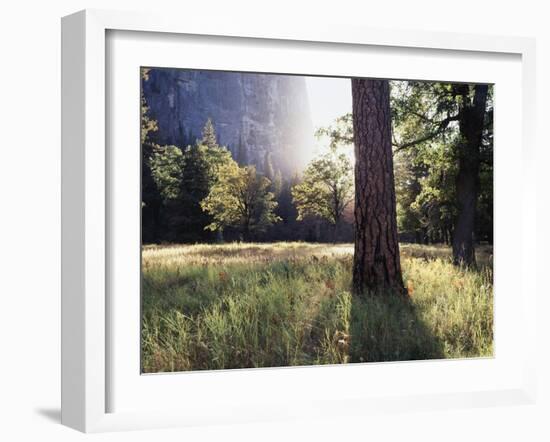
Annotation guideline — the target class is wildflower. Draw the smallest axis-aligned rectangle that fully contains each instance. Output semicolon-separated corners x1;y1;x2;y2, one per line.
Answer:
407;280;414;296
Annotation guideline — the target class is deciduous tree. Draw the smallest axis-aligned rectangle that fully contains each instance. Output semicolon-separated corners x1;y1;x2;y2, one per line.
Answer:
291;148;353;241
392;81;492;265
201;163;281;240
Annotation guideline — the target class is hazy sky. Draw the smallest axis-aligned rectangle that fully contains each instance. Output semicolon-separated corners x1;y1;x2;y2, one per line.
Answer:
304;75;353;158
305;76;352;131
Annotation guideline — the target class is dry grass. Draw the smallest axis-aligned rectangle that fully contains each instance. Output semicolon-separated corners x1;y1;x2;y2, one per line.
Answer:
142;242;354;266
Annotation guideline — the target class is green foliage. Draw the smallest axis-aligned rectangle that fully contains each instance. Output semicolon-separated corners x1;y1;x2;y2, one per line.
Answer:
391;81;493;243
140;70;158;143
394;150;422;235
309;81;493;244
150;145;185;201
147;119;234;242
291;149;353;226
200;117;218;149
201;163;281;238
141;69;162;242
314;113;354;150
140;68;158;145
173;143;233;241
141;242;493;372
141;77;492;246
390;82;457;241
312;81;493;244
391;81;460;150
269;173;300;238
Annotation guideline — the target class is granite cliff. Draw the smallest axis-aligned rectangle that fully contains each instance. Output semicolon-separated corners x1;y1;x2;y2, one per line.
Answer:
142;68;315;176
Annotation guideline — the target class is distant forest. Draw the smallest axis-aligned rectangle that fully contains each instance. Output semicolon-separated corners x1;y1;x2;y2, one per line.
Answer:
141;70;493;251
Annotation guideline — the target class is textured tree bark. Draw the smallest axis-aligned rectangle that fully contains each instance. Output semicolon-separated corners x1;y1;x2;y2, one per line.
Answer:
351;79;405;296
452;84;488;266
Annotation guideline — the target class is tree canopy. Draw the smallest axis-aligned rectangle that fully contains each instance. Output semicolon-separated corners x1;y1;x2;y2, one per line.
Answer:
141;68;492;258
201;163;281;239
291;148;353;238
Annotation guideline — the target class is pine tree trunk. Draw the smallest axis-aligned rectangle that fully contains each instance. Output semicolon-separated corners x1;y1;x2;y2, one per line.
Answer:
351;79;405;296
452;84;488;266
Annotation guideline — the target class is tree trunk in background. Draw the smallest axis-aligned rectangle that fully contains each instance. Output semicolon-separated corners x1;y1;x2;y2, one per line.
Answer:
332;221;339;243
452;84;488;266
351;79;405;296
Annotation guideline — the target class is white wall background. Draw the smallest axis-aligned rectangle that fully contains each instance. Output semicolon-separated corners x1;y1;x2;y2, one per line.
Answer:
0;1;548;440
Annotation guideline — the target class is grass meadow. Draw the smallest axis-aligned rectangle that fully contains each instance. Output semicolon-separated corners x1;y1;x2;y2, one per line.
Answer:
141;242;493;373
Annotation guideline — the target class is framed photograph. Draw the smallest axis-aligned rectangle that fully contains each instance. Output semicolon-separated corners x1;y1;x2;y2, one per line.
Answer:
61;9;537;433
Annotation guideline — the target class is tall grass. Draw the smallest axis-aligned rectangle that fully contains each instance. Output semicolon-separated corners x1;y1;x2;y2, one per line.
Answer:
141;242;493;373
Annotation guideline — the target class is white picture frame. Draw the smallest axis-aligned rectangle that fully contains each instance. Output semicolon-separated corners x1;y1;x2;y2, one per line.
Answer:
61;9;537;433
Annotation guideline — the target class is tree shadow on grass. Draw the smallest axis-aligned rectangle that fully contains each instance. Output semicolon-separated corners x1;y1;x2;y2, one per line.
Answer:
348;294;445;363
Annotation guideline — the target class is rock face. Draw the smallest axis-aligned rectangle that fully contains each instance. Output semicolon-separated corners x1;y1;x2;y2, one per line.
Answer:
142;68;314;176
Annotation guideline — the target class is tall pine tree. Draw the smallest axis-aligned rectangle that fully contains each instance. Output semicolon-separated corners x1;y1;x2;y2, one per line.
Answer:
201;118;218;149
351;79;405;295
